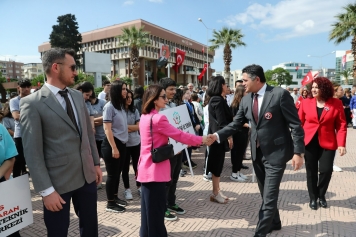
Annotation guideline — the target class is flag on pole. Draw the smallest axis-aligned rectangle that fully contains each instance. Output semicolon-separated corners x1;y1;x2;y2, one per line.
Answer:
296;65;299;71
202;47;204;53
172;48;186;72
301;71;319;86
342;55;346;70
198;63;208;81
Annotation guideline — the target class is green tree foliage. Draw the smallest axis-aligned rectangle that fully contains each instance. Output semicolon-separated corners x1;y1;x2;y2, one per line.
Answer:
50;14;82;66
337;68;353;85
265;68;293;86
209;27;246;80
329;3;356;78
157;70;166;80
116;26;150;87
75;72;94;85
31;74;45;87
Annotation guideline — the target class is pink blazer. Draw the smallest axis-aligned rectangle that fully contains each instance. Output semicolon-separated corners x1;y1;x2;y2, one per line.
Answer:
137;109;202;183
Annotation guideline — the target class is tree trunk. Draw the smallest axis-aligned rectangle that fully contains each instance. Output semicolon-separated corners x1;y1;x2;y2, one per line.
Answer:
352;36;356;84
223;44;232;80
131;46;140;88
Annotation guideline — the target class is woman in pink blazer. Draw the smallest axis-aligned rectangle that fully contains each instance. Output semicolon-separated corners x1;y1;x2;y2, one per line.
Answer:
137;85;209;237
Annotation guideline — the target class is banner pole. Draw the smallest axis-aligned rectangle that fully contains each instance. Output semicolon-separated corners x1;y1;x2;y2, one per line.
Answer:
184;148;194;176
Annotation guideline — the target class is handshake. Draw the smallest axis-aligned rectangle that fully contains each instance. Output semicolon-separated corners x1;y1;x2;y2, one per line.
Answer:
202;134;218;146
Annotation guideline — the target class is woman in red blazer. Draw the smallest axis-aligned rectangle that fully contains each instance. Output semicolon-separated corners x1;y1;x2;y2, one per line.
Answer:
298;77;347;210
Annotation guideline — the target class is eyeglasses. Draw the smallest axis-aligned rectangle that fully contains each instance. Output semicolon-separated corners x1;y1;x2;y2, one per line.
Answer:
56;63;77;72
159;95;167;100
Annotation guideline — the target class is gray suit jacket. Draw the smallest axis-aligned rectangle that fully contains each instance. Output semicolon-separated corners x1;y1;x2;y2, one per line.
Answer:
20;85;100;194
217;85;304;166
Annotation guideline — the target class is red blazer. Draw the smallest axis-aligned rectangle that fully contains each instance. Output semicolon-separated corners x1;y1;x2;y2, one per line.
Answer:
298;97;347;150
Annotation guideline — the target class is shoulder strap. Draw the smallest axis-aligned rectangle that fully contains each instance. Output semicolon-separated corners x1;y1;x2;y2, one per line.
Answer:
150;115;154;150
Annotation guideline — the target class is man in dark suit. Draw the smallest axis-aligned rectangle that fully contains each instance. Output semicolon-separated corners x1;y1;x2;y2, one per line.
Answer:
208;64;304;237
20;48;102;237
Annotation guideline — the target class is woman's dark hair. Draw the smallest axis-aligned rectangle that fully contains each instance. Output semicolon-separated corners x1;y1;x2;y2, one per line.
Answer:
231;85;245;108
313;77;334;101
172;88;184;106
182;87;190;101
141;84;164;114
75;81;94;93
207;76;225;97
134;86;144;99
3;103;12;118
126;89;135;113
110;81;127;111
191;93;199;101
203;93;210;107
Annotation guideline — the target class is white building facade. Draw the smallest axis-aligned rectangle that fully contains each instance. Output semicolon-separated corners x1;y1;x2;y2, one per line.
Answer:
272;62;313;88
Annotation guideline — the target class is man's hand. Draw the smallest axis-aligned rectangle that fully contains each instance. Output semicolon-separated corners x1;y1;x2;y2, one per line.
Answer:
112;147;120;159
206;134;217;146
338;147;346;156
43;191;66;212
291;154;304;171
228;137;233;149
195;125;200;131
95;165;103;185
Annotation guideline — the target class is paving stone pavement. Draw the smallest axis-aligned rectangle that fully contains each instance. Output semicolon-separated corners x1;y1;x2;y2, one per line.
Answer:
20;127;356;237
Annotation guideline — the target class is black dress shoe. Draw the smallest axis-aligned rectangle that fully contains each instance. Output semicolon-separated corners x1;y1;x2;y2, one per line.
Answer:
319;198;327;208
241;164;249;169
309;200;318;210
268;221;282;233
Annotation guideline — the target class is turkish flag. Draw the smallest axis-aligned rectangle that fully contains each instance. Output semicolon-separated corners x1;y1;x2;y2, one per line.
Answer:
301;71;313;86
202;47;204;53
172;48;186;72
198;63;208;81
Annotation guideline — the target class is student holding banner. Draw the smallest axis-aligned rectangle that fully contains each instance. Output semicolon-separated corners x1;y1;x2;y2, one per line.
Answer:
137;85;211;237
0;123;20;236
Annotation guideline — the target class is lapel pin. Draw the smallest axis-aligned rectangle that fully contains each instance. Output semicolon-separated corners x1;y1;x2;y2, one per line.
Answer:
324;106;329;111
264;112;272;120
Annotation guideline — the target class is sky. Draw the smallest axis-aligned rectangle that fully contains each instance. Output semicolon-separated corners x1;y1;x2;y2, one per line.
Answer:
0;0;354;72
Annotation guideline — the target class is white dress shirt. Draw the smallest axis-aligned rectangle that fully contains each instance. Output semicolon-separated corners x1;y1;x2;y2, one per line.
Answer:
39;83;80;197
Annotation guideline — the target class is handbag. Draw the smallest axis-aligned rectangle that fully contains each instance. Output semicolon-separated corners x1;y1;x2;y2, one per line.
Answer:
150;115;174;163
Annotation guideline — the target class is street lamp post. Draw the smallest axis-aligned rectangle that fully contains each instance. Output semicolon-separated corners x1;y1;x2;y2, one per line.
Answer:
307;51;335;77
198;18;213;86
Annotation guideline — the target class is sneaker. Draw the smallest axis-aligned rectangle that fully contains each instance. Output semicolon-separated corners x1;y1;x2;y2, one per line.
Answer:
106;203;126;213
179;169;186;177
182;161;197;169
124;189;133;200
203;174;212;182
96;183;103;190
168;204;186;214
138;187;141;197
230;174;246;182
333;165;342;172
164;210;177;221
238;172;248;180
114;197;128;207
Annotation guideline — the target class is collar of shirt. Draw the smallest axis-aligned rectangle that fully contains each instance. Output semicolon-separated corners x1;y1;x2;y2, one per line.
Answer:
45;82;66;95
256;83;267;97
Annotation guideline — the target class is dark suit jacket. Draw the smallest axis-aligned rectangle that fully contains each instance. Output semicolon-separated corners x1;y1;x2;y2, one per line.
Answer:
20;85;99;194
298;97;346;150
209;96;232;150
217;85;304;166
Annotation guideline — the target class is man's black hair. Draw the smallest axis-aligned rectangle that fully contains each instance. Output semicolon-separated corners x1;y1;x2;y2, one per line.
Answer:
18;79;31;87
159;77;176;90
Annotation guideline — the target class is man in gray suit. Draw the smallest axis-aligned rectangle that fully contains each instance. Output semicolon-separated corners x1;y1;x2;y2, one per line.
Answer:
20;48;102;237
208;64;304;237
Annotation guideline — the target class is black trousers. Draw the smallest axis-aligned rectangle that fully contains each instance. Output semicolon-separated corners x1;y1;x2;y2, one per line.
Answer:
43;182;98;237
253;147;286;236
13;138;27;177
166;152;183;206
122;144;141;189
101;137;127;200
305;136;335;201
231;130;248;173
140;182;167;237
344;108;351;125
95;140;103;158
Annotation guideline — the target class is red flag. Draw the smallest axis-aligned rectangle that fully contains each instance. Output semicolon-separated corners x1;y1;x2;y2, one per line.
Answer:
295;96;303;109
198;64;208;81
296;65;299;71
37;82;41;87
172;49;186;72
202;47;204;53
301;71;313;86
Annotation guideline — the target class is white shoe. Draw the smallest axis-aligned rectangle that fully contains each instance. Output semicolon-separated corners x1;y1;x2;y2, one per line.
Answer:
238;172;248;180
203;172;212;182
124;189;133;200
230;174;246;182
333;165;342;172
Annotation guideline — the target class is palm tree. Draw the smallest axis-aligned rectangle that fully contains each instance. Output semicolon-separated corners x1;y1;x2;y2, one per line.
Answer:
117;26;150;87
337;68;353;85
329;3;356;79
209;27;246;80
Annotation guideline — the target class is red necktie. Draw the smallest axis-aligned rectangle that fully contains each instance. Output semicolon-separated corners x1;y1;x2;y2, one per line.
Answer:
253;94;259;124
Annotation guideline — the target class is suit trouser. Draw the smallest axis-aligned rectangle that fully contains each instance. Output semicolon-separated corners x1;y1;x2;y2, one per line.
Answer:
305;136;335;201
43;182;98;237
122;144;141;189
140;182;167;237
166;152;183;206
13;137;27;177
231;130;248;173
253;147;285;236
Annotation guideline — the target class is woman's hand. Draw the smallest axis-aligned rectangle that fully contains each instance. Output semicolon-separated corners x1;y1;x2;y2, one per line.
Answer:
228;137;233;149
338;147;346;156
112;147;120;159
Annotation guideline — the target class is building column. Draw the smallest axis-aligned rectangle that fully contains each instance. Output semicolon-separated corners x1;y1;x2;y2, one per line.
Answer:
139;58;145;86
152;60;157;83
174;67;178;82
183;65;187;85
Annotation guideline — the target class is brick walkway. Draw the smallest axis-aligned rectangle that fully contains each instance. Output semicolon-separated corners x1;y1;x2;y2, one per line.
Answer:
21;127;356;236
